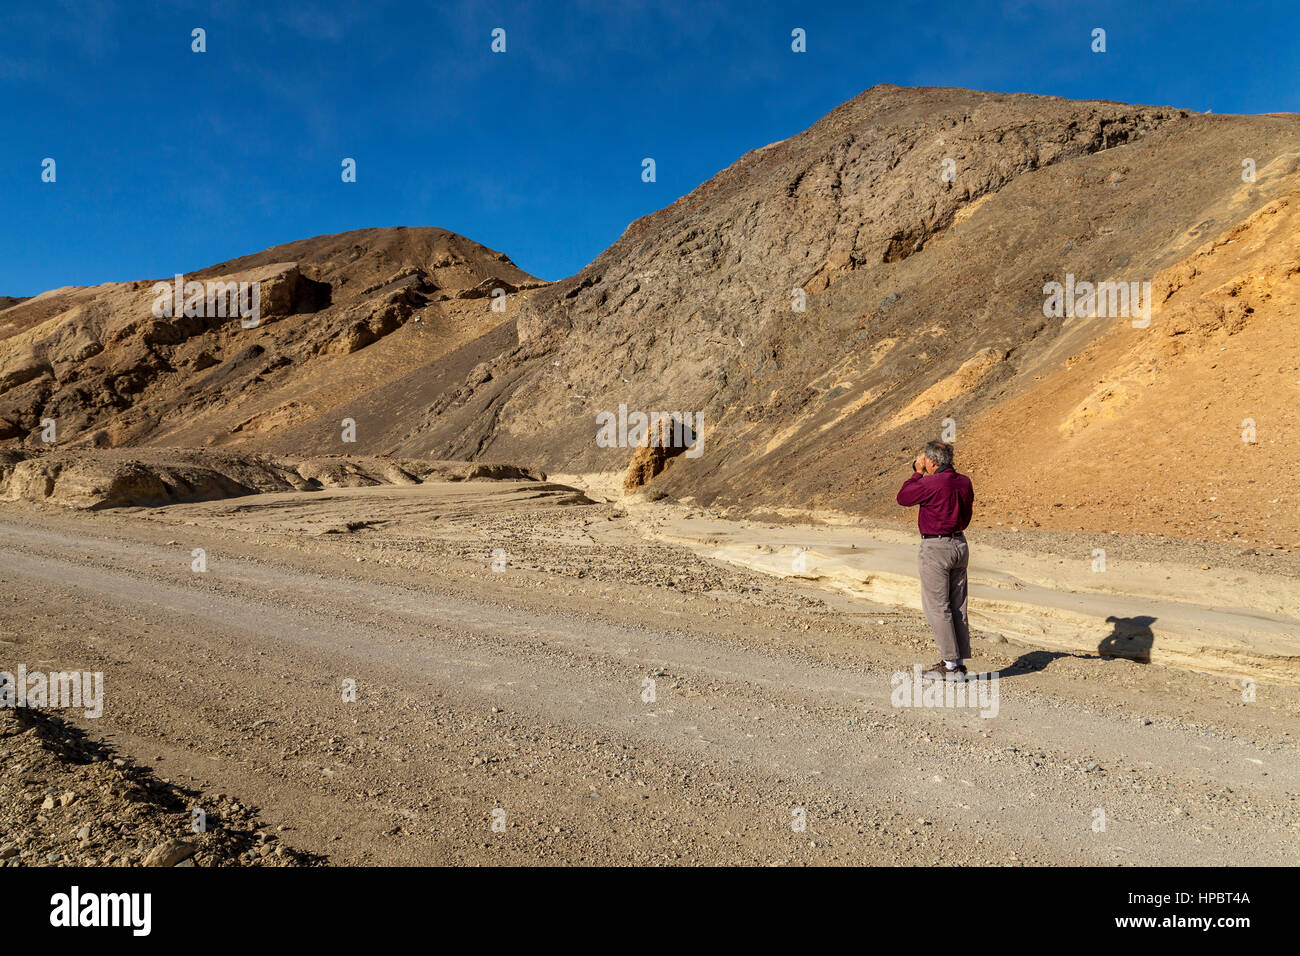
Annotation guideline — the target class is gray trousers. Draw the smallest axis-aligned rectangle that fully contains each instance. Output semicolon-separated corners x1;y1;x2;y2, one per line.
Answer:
918;536;971;661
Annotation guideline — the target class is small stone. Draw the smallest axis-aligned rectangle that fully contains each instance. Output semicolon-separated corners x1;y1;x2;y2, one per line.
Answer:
40;796;55;810
142;840;196;867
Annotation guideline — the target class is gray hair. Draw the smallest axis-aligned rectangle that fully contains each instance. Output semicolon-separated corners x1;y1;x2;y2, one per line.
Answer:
924;440;954;470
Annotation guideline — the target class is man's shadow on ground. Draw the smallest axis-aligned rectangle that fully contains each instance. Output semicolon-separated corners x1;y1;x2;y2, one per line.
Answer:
992;615;1157;678
1098;614;1157;663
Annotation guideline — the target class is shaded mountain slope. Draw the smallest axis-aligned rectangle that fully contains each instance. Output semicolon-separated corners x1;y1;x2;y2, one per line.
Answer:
390;85;1300;542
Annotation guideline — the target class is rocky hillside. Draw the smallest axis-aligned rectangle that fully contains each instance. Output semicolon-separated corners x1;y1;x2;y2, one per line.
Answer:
3;85;1297;545
392;85;1300;544
0;227;545;453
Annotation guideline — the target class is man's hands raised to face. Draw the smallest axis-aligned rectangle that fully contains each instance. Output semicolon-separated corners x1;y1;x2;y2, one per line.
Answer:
914;453;930;474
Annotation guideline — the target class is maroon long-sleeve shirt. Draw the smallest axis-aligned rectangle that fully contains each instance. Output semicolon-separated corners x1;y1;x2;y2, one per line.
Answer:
896;467;974;535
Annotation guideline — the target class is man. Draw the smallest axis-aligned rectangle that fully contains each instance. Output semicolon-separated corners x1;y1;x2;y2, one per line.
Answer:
896;439;974;681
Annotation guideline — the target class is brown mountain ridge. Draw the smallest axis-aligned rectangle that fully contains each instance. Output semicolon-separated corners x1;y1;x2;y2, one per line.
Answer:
1;85;1297;543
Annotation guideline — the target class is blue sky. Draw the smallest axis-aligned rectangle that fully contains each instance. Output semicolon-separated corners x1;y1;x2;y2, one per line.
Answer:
1;0;1296;296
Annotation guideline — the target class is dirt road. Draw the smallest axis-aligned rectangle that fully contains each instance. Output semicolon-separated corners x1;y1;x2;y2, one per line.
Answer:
2;485;1297;865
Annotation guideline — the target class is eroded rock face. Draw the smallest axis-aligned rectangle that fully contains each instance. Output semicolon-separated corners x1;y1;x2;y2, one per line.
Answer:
0;228;546;452
623;416;696;492
0;452;291;509
0;448;549;509
0;346;52;393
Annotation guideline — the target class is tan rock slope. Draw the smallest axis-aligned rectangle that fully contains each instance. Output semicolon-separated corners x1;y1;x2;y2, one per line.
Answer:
0;227;545;454
963;192;1300;545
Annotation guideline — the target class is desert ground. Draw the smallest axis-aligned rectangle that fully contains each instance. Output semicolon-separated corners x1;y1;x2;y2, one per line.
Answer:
2;475;1296;866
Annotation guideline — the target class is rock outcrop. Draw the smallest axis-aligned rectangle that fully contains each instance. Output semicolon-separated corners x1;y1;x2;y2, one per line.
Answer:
0;228;546;454
0;448;547;509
